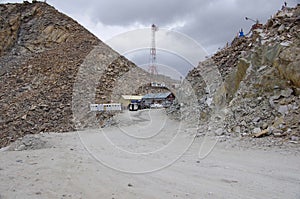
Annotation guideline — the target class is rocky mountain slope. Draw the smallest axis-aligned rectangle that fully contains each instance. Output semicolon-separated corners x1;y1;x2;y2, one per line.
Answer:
0;1;138;147
186;5;300;146
1;2;299;149
0;1;178;148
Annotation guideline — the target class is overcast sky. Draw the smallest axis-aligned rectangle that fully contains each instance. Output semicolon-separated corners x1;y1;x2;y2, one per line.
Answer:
2;0;298;53
1;0;299;78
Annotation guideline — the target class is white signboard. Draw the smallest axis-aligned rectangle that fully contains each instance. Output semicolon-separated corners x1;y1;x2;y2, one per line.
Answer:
90;103;121;111
151;82;166;88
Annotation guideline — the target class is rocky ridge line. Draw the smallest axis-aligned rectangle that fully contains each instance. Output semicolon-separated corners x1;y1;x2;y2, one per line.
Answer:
0;2;135;147
184;5;300;147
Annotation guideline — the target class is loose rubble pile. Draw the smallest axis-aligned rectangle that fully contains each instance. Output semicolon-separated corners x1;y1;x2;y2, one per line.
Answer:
1;2;299;149
0;1;178;147
8;134;50;151
213;37;252;78
0;2;137;147
185;5;300;147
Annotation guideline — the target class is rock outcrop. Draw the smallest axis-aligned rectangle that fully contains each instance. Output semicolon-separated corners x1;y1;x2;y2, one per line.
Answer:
186;5;300;146
0;2;136;147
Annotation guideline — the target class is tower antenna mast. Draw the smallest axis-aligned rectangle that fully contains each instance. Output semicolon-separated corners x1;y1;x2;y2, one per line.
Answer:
149;24;158;75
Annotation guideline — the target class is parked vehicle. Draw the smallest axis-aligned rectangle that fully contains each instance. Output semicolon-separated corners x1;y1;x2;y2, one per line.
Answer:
128;103;139;111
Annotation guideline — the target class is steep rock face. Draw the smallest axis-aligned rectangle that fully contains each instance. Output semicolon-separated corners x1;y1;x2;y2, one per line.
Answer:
0;2;134;147
186;5;300;145
275;46;300;87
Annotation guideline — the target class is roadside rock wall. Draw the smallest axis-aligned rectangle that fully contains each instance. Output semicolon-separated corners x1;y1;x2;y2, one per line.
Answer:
186;5;300;144
0;2;135;147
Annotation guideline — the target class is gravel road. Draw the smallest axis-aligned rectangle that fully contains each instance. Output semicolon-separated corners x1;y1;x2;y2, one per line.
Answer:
0;109;299;199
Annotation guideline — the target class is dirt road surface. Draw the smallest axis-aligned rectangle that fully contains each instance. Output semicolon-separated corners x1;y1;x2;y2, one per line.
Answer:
0;109;299;199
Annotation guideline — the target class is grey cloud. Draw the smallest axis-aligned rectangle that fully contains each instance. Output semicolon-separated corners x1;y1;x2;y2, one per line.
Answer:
53;0;297;52
51;0;194;26
176;0;299;51
2;0;299;54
